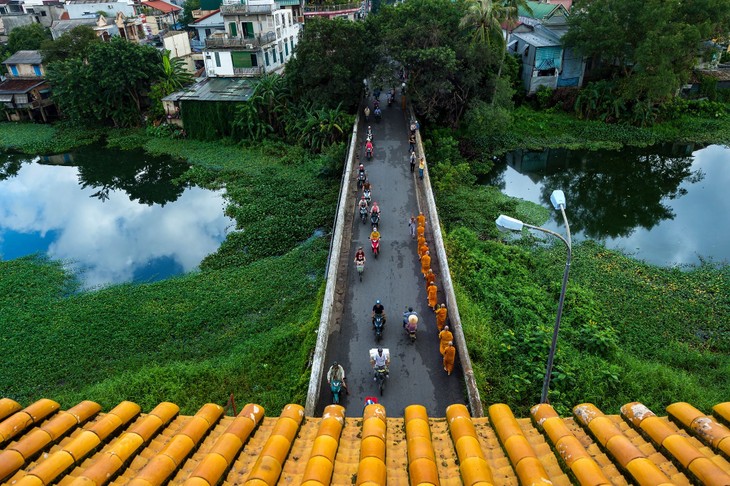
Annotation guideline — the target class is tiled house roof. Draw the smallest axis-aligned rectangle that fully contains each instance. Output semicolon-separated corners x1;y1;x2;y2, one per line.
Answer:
1;397;730;485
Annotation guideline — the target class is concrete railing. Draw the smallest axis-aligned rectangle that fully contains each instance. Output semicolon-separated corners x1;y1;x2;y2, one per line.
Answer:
305;117;359;416
409;106;484;418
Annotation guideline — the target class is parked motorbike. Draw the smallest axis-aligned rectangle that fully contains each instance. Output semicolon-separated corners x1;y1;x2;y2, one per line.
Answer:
373;314;384;342
371;237;380;258
331;379;343;404
374;365;388;395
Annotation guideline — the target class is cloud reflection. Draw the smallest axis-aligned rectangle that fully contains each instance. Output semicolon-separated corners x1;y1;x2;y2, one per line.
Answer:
0;162;233;289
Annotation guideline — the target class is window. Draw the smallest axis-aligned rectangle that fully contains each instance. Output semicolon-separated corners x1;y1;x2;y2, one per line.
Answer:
251;53;258;67
32;65;41;76
231;51;252;68
272;49;276;63
9;65;18;76
265;51;269;66
290;36;294;53
285;41;288;56
243;22;254;38
40;10;46;16
214;51;221;67
229;21;237;37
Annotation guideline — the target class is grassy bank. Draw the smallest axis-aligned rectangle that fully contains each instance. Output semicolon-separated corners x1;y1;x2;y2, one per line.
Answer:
0;123;341;414
429;113;730;416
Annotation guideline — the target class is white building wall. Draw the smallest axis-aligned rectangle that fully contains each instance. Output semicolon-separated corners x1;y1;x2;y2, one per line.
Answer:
204;50;234;76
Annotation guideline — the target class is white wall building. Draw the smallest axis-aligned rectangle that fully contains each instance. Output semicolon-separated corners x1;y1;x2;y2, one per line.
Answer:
65;0;135;20
202;0;300;77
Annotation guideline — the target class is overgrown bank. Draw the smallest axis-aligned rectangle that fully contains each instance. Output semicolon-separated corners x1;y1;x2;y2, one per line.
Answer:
0;123;341;414
426;112;730;416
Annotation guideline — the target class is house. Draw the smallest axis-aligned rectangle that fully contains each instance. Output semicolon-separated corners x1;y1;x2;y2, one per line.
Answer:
64;0;135;19
0;50;56;122
302;1;361;21
163;30;195;72
198;0;303;25
189;9;222;51
50;14;119;40
19;0;66;26
507;0;585;94
140;0;181;35
203;0;300;77
113;11;146;41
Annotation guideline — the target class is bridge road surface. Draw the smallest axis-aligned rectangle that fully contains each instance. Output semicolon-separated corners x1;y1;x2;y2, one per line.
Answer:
316;96;466;417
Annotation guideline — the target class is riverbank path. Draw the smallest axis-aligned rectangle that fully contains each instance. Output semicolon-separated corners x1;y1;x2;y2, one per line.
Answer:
315;95;466;417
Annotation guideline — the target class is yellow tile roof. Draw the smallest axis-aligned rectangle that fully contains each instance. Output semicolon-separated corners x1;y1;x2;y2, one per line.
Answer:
1;397;730;486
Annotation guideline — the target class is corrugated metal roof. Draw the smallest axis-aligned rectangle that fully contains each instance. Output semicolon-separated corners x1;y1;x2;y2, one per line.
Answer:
0;78;46;93
2;50;43;65
512;31;560;48
519;0;560;19
163;76;258;102
142;0;182;13
50;18;97;35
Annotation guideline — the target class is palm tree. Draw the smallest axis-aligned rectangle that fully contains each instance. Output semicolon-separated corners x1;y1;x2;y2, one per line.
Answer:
156;50;193;96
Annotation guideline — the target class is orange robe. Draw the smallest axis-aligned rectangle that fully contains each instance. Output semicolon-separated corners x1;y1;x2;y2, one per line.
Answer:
425;271;436;288
420;254;431;276
417;214;426;227
439;329;453;356
443;345;456;375
417;225;425;238
427;284;437;310
435;306;447;331
418;243;429;259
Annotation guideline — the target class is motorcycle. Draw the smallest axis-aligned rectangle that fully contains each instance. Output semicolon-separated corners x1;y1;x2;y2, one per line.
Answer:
360;206;368;224
366;146;373;161
370;211;380;226
367;129;373;142
364;189;371;204
404;311;418;343
373;314;384;342
371;237;380;258
356;259;365;282
374;365;388;395
357;172;366;188
331;379;343;404
374;108;382;122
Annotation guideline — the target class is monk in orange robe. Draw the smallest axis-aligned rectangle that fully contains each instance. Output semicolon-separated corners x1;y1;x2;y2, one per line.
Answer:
417;212;426;227
416;224;425;239
425;269;436;289
443;342;456;375
435;303;447;331
439;326;453;356
420;251;431;277
418;242;429;259
427;282;438;310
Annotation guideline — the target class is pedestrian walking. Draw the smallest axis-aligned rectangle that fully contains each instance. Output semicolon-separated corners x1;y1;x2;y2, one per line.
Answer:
410;120;417;136
435;303;448;332
427;282;438;311
417;235;426;253
408;134;416;153
364;106;370;122
418;241;429;259
409;216;417;238
409;151;416;172
420;250;431;277
417;212;426;227
443;341;455;375
418;157;425;180
439;326;453;356
425;269;436;289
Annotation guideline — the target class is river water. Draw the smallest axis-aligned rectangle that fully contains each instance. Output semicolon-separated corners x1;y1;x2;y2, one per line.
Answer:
486;143;730;268
0;146;233;289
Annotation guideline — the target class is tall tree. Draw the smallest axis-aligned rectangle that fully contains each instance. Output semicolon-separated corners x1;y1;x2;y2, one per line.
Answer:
40;25;100;65
8;23;51;53
180;0;200;27
47;37;161;127
285;17;376;112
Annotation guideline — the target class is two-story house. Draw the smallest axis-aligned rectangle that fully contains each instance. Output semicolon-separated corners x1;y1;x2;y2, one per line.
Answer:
202;0;300;77
0;50;56;122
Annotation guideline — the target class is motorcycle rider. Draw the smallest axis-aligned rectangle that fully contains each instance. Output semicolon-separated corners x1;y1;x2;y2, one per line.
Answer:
358;194;369;216
327;361;349;395
354;246;366;263
367;125;373;141
365;139;374;158
374;106;382;120
370;346;390;379
370;201;380;219
370;225;381;244
372;299;386;328
403;307;418;329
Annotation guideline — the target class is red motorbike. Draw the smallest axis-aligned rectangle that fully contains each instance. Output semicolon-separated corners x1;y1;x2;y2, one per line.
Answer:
371;238;380;258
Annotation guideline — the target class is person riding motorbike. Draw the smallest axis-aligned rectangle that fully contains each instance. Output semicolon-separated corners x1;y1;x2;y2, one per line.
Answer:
370;346;390;379
357;165;367;188
370;201;380;218
358;194;369;212
370;225;381;255
363;188;372;203
372;299;386;327
364;106;370;122
355;246;365;262
365;139;374;159
370;226;381;242
363;179;372;192
403;307;418;328
367;125;373;141
374;106;382;121
327;361;349;395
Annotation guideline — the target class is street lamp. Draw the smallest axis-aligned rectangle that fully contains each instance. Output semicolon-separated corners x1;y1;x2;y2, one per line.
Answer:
495;190;572;404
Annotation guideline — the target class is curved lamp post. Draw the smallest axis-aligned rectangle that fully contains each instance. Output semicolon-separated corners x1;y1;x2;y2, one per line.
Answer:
495;190;572;404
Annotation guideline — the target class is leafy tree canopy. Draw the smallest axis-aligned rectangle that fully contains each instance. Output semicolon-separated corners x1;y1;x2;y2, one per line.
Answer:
47;37;161;127
8;23;52;54
285;17;377;112
565;0;730;105
180;0;200;27
40;25;101;65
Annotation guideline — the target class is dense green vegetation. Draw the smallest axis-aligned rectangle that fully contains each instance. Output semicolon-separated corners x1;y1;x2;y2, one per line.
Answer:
425;127;730;416
0;124;341;413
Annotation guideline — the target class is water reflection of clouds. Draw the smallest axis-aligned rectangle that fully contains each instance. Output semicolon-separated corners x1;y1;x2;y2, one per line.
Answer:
499;145;730;267
0;163;232;288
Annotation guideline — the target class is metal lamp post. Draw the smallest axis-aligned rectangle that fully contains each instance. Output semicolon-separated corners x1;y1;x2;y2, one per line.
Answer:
495;190;572;404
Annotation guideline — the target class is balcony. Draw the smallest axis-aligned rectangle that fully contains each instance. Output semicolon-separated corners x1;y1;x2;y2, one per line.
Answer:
303;2;359;12
220;2;275;15
233;66;264;76
205;31;277;49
